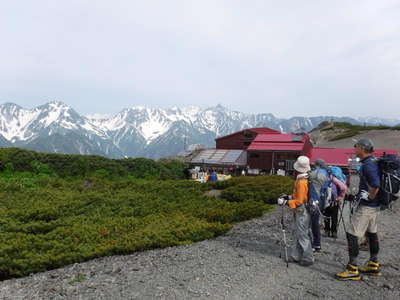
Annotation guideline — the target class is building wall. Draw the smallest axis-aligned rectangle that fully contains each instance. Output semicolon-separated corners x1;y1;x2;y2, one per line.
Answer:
272;152;300;170
216;130;257;150
248;151;272;170
247;151;301;171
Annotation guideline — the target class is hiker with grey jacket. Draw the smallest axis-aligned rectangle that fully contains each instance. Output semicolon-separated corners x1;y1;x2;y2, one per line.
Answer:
278;156;314;266
309;159;330;252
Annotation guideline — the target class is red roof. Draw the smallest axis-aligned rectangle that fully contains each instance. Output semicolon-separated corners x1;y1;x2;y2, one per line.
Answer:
254;133;308;143
248;142;304;151
215;127;280;141
374;149;399;156
308;147;399;166
308;148;355;166
247;133;308;151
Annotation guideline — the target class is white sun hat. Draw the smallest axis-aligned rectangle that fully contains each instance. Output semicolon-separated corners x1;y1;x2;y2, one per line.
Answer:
293;156;311;173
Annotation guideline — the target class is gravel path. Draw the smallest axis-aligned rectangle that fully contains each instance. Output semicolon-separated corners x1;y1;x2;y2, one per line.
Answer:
1;202;399;300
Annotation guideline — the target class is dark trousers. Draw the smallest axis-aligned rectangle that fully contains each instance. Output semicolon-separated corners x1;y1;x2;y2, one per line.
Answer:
324;204;339;233
310;211;321;248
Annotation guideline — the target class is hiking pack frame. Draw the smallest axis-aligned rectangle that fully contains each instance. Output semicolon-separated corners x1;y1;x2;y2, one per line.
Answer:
382;171;400;195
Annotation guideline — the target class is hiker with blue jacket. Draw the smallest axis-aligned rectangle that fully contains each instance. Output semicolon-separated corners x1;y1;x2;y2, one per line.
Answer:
336;138;382;280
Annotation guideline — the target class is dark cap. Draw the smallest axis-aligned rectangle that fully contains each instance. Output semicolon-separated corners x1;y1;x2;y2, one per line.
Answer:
354;138;374;153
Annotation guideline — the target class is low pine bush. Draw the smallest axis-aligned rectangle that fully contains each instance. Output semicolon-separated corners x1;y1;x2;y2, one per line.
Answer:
0;174;271;280
220;176;293;204
0;148;187;180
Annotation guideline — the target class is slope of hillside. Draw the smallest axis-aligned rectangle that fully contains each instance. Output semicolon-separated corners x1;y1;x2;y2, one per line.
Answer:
310;122;400;152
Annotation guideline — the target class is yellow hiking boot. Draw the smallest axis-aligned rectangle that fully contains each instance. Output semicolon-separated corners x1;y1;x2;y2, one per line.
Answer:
335;264;362;281
359;261;382;276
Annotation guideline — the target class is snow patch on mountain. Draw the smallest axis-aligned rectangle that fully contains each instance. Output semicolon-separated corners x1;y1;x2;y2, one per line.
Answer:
0;103;39;141
137;109;170;143
86;113;111;120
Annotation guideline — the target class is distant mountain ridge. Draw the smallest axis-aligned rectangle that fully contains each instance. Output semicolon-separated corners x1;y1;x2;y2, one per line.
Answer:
1;101;399;159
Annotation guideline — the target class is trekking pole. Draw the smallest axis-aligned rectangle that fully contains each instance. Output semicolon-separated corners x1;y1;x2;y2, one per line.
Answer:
337;197;347;235
279;204;289;268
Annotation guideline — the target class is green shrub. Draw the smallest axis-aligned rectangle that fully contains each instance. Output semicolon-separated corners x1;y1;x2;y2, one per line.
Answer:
0;148;187;180
30;160;53;175
4;162;14;174
220;176;293;204
0;176;272;280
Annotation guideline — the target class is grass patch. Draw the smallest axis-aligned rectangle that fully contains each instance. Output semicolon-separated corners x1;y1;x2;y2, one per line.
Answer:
68;274;86;285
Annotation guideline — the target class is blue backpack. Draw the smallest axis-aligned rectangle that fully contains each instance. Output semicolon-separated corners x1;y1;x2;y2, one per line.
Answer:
327;166;347;207
328;166;346;183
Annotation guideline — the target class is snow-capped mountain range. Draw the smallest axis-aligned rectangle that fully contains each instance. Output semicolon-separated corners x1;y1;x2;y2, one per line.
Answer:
0;101;399;159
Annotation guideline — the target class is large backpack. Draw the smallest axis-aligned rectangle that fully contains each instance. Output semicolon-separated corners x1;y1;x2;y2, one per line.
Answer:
376;154;400;208
308;168;332;211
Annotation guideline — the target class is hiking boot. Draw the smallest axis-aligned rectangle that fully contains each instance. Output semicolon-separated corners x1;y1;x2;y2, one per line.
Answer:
331;232;338;239
299;260;314;267
359;261;382;276
313;246;321;253
287;257;299;263
335;264;362;281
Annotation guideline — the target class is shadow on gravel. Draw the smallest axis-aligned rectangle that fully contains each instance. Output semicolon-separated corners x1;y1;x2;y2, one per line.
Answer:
218;232;284;258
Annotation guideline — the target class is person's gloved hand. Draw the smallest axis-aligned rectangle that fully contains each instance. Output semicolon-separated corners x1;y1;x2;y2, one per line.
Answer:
360;190;370;201
277;197;287;206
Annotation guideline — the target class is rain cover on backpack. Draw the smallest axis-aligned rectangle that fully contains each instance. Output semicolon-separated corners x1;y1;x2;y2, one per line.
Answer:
328;166;346;183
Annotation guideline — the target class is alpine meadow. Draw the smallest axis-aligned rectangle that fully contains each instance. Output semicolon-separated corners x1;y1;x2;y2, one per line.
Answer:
0;147;293;280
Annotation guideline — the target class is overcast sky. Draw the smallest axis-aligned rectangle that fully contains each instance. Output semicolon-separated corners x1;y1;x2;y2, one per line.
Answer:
1;0;399;118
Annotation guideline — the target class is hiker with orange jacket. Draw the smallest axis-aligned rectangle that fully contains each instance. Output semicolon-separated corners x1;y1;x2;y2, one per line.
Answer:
278;156;314;266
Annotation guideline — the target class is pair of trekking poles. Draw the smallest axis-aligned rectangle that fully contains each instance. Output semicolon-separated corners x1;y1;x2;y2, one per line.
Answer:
278;196;349;267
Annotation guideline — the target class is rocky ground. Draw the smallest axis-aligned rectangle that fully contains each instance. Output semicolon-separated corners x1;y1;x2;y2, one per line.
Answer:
1;201;399;300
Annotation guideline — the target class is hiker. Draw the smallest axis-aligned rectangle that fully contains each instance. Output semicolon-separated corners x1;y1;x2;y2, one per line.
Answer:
336;138;382;280
324;167;348;238
278;155;314;266
309;158;330;252
208;170;218;182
